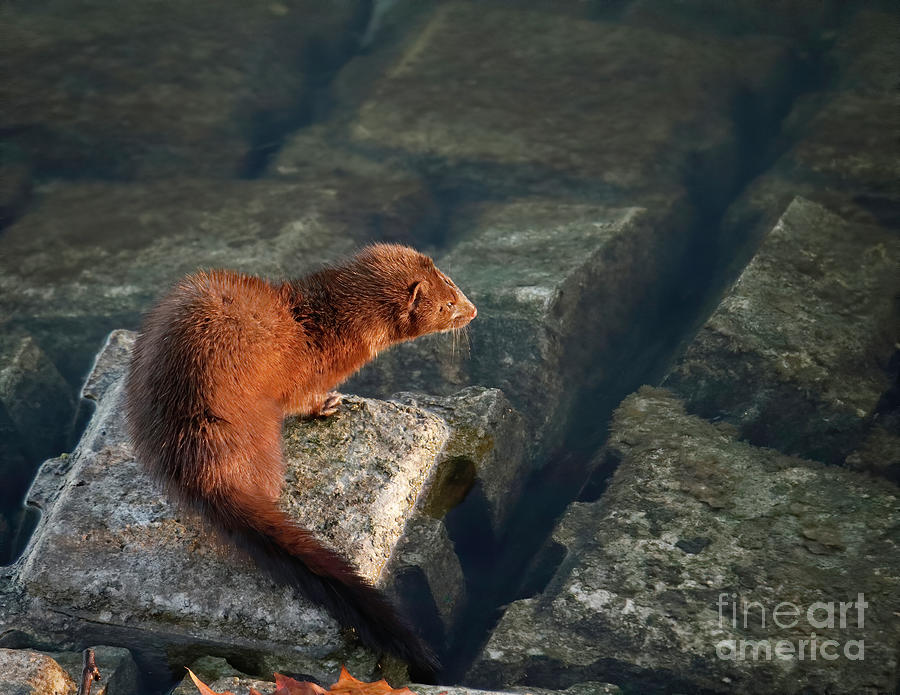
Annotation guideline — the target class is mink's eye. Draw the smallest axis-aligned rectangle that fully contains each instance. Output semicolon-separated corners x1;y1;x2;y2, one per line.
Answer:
447;301;454;308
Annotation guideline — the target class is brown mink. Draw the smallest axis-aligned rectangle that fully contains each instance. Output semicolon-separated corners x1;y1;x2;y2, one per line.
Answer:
125;243;476;677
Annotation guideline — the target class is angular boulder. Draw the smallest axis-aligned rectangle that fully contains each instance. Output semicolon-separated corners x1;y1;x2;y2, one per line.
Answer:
5;330;526;682
665;197;899;466
345;2;792;203
1;0;367;179
468;387;900;694
0;648;76;695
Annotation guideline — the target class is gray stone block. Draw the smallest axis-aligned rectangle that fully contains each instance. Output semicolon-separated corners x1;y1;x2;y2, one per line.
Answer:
666;198;899;465
344;2;791;202
469;387;900;694
0;1;368;179
0;648;76;695
6;329;526;681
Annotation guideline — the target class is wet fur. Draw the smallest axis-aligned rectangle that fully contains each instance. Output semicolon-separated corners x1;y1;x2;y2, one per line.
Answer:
125;244;476;677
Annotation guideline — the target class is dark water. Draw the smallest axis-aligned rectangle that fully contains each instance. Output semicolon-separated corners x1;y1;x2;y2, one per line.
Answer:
2;1;898;693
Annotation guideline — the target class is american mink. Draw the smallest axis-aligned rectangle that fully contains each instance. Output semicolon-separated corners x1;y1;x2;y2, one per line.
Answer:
125;243;476;677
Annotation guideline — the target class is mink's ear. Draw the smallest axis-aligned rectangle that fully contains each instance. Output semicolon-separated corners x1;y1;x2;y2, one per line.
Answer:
408;279;428;313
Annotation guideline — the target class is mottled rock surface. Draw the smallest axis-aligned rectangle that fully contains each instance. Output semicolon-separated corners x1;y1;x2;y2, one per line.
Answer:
383;387;526;633
0;329;76;563
5;330;525;680
665;198;899;466
723;90;900;259
0;329;75;465
468;387;900;694
721;8;900;267
1;0;367;179
0;648;76;695
346;2;791;202
393;388;526;531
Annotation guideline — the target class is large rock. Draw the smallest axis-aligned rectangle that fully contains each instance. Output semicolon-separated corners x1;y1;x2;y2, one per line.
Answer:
5;330;526;682
0;328;76;466
665;198;899;466
348;199;693;453
468;387;900;694
721;8;900;268
0;328;76;564
722;89;900;264
0;0;367;179
270;126;440;247
393;389;526;532
831;8;900;94
343;2;792;203
0;648;76;695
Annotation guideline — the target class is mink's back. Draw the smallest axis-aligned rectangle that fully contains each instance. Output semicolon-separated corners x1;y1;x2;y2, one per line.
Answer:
126;270;295;492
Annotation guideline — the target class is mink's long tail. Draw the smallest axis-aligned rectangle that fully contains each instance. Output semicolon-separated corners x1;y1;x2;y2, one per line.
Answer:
202;488;440;678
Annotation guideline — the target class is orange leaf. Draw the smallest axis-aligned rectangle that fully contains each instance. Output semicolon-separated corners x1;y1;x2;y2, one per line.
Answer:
187;668;236;695
328;665;418;695
271;672;329;695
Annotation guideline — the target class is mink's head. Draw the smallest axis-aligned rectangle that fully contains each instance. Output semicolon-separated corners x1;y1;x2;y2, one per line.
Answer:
351;243;477;341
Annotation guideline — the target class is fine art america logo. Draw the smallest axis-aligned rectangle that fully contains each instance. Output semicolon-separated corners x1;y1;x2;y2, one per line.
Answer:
716;593;867;661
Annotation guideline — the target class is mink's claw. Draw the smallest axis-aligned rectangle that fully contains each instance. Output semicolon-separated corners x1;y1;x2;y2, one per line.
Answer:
317;392;342;417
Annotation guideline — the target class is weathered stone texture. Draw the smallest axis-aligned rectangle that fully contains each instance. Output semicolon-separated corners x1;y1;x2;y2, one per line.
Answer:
394;388;526;531
0;330;75;463
1;0;367;179
346;2;791;201
6;330;525;681
468;387;900;694
831;8;900;93
721;8;900;265
0;328;76;561
665;198;899;466
0;648;76;695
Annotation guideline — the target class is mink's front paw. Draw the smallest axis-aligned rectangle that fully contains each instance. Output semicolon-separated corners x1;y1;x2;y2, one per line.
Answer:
316;392;342;417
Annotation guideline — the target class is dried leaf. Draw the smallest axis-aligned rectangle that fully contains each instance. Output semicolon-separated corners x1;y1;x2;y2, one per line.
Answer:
272;672;329;695
328;665;418;695
189;664;415;695
187;668;236;695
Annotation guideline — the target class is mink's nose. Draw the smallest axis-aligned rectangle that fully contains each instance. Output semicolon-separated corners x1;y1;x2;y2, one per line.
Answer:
471;306;477;318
